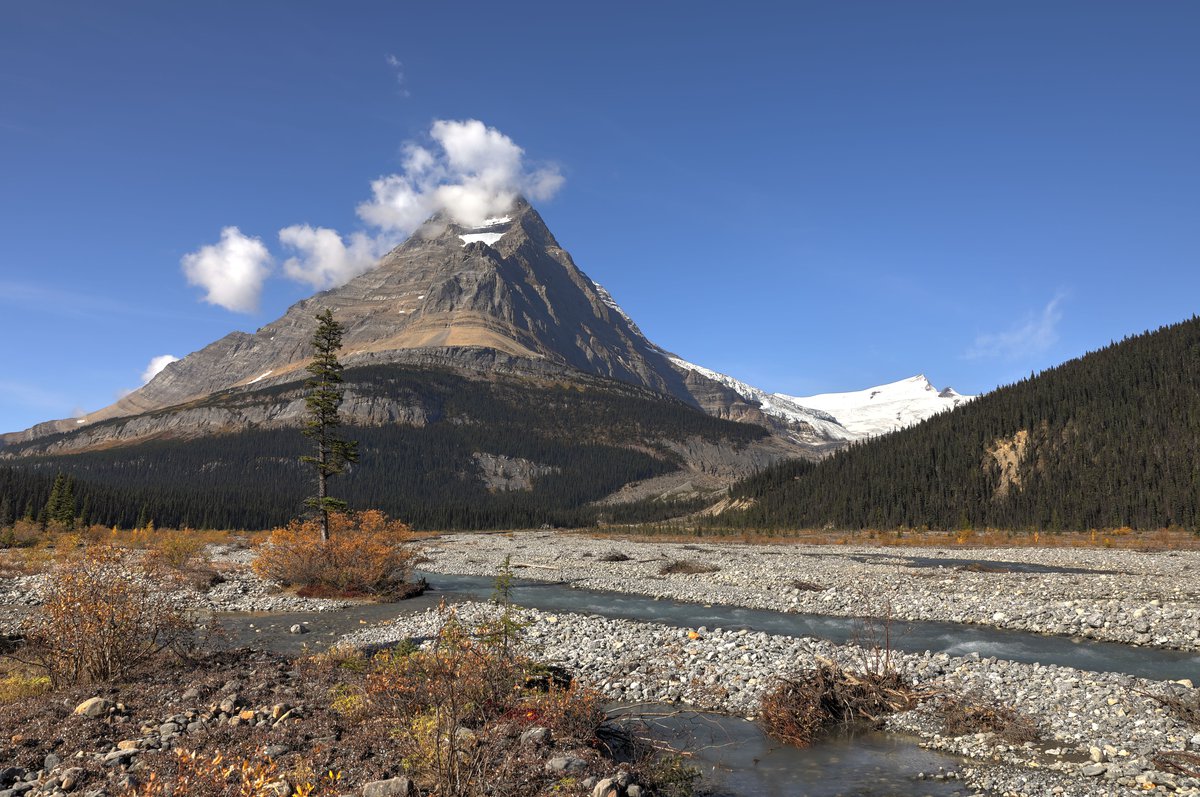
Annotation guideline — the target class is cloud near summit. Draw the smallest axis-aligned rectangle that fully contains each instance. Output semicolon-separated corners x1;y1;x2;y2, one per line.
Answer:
182;120;564;307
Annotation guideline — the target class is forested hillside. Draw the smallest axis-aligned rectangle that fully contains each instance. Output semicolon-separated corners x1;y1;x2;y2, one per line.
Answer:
0;365;764;530
720;316;1200;531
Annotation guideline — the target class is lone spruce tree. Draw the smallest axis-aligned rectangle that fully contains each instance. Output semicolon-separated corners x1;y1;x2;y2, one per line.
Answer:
302;309;358;541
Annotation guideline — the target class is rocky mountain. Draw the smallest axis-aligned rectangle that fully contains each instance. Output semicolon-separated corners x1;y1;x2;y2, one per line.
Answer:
2;197;888;526
4;198;844;453
776;375;974;439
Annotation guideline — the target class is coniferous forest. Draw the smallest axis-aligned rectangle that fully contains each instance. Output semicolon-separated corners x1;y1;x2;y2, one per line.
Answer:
0;365;762;530
718;316;1200;532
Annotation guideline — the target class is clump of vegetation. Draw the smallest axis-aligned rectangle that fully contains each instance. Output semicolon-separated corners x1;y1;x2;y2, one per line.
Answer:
659;559;720;575
148;532;208;571
253;509;419;598
0;672;51;704
759;660;920;747
17;546;199;685
936;692;1039;742
354;613;608;797
598;551;632;562
127;748;340;797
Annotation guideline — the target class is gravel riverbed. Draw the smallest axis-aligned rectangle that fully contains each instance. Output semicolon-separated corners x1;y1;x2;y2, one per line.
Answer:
344;600;1200;797
420;532;1200;652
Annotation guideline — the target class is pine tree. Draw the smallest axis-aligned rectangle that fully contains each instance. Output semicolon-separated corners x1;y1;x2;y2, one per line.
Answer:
0;494;11;529
43;472;76;530
302;309;359;541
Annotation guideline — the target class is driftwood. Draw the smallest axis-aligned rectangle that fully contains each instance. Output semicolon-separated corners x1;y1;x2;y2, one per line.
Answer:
1153;751;1200;779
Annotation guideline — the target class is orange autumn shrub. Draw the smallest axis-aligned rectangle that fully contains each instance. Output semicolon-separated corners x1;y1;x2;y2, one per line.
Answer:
252;510;418;597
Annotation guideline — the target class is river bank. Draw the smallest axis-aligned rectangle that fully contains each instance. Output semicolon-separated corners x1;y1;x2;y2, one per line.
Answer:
419;531;1200;651
344;600;1200;797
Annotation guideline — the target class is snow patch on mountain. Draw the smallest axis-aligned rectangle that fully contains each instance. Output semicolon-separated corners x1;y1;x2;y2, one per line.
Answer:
593;283;646;336
459;232;506;246
666;357;857;441
776;375;974;439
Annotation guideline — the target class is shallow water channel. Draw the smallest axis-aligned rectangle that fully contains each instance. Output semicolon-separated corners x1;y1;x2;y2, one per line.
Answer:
617;709;969;797
415;572;1200;682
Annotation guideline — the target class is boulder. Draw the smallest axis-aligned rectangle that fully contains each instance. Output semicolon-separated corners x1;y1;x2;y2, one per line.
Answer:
362;777;414;797
519;726;552;747
73;698;112;718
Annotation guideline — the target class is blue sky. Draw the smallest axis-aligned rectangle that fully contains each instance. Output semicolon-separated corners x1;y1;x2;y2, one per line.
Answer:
2;1;1198;433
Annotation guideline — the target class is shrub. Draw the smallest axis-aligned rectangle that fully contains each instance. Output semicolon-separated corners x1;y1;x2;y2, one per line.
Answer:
937;693;1039;742
759;661;919;747
149;532;208;572
598;551;633;562
659;559;720;575
17;546;199;685
253;510;418;597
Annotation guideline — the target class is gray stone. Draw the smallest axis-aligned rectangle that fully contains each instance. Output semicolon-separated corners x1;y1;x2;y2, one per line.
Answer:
545;757;587;773
43;754;61;771
263;744;290;758
1081;763;1106;777
289;624;308;634
626;786;644;797
159;722;181;736
362;777;414;797
519;726;551;746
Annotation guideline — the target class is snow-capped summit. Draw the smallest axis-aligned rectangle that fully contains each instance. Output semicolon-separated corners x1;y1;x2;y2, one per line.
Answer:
775;375;974;439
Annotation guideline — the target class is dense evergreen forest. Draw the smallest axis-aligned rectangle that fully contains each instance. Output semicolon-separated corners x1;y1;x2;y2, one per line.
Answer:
0;365;762;530
719;316;1200;532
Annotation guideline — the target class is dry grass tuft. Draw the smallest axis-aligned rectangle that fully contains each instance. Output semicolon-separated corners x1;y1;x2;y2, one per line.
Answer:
936;693;1039;742
659;559;720;575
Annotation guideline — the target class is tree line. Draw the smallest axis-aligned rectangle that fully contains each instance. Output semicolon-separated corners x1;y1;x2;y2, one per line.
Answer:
713;315;1200;532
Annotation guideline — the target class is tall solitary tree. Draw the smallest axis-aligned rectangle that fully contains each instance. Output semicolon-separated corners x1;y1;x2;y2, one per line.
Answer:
302;309;359;541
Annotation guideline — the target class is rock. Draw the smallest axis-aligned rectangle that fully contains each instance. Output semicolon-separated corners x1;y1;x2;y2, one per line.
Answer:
519;726;551;746
219;695;239;714
116;740;140;751
626;786;644;797
289;624;308;634
59;768;85;791
591;778;618;797
238;710;257;722
1081;763;1106;777
160;721;181;735
43;753;61;771
103;749;137;767
545;757;587;773
73;697;112;718
362;777;414;797
263;744;290;758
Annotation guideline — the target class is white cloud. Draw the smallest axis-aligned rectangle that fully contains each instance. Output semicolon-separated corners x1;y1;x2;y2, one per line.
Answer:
279;225;386;290
966;294;1065;360
357;119;565;232
385;54;410;97
179;121;563;303
141;354;179;384
181;227;273;313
